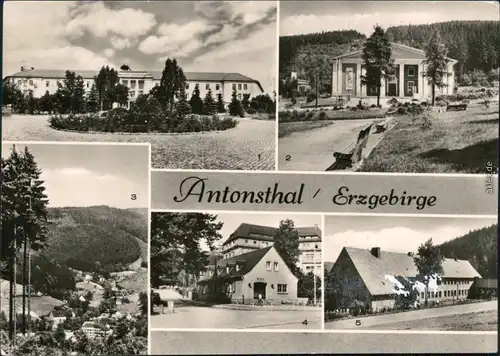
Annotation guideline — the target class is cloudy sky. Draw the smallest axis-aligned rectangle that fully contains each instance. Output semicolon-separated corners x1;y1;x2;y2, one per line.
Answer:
3;1;277;93
280;1;500;37
201;213;321;250
324;215;497;263
1;143;149;209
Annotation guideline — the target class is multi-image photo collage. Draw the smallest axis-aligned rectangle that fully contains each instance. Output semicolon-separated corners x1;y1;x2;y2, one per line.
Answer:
1;1;498;354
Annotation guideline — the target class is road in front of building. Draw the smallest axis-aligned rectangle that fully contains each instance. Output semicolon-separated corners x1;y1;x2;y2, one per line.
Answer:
151;330;498;354
278;118;383;171
2;115;275;170
325;300;498;330
150;306;321;329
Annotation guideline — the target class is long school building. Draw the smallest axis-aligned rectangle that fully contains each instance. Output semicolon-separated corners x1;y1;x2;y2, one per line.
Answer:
4;68;264;108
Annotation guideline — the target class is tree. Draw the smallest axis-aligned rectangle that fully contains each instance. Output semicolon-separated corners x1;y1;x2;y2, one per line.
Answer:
85;84;100;113
273;219;301;275
296;53;330;108
26;90;38;114
53;323;66;347
94;66;120;111
120;64;131;71
138;292;148;315
241;93;251;111
150;213;223;288
188;84;204;115
413;238;444;307
114;84;130;107
216;93;225;113
39;91;55;114
203;88;217;115
297;271;322;303
176;86;192;117
54;71;86;113
2;81;23;108
423;30;451;106
228;89;243;117
250;94;275;114
159;58;186;113
115;321;129;339
1;145;49;337
361;25;395;107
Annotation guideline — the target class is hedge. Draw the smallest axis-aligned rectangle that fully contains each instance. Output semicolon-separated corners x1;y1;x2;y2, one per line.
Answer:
279;107;388;122
48;108;239;133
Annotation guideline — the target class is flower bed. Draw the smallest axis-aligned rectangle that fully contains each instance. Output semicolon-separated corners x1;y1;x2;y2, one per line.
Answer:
48;108;239;133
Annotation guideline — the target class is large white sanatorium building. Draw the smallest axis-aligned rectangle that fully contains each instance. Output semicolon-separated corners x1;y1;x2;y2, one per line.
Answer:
332;42;457;104
4;68;264;107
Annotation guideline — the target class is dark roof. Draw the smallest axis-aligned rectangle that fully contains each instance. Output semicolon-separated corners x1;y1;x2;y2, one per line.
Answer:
5;69;264;90
198;246;273;283
324;262;335;274
337;247;481;296
223;223;322;246
333;42;458;63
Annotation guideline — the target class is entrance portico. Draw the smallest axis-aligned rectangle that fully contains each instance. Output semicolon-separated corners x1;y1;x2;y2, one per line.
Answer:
331;42;457;103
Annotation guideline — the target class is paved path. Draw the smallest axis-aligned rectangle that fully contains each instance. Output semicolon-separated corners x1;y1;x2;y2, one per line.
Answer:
151;331;498;354
326;300;498;330
150;306;321;329
278;118;383;171
2;115;275;170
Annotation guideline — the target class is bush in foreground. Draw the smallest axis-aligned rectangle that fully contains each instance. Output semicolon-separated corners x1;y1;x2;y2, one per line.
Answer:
48;108;238;133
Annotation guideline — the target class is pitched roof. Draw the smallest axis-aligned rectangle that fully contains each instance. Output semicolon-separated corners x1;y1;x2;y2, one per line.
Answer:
223;223;322;246
5;69;263;88
198;246;273;282
339;247;481;296
333;42;458;63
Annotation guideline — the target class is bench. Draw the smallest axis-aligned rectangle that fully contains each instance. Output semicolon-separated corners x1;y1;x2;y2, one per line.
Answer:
446;102;468;112
326;123;374;171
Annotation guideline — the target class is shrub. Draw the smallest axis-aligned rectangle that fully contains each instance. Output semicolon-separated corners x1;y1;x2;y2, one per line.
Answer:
318;111;327;120
306;112;314;120
306;92;317;103
387;97;399;106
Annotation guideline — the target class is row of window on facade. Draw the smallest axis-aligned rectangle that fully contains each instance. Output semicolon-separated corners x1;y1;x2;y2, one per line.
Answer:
302;252;321;262
265;261;280;272
422;288;469;299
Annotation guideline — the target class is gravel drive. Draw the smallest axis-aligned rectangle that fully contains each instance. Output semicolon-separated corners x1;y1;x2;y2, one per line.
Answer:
2;115;276;170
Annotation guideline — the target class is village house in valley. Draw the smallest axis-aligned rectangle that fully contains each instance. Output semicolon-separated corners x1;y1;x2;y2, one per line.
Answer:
331;42;458;105
4;68;264;109
328;246;481;311
196;246;299;303
221;223;322;276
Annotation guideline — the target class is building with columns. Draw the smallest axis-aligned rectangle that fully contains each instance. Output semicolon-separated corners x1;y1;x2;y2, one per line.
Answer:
331;42;457;104
4;68;264;108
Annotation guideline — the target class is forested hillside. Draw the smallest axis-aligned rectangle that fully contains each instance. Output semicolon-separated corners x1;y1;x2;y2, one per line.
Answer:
439;224;498;278
279;21;499;82
279;30;365;76
42;206;147;272
386;21;500;75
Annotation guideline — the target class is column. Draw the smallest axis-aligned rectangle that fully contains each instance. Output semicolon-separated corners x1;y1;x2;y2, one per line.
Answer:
361;66;367;96
421;63;427;99
418;62;424;100
332;60;338;94
399;64;405;98
356;62;361;97
337;60;343;95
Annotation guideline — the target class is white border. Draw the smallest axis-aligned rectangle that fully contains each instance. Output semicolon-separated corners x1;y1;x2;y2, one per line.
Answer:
147;143;152;356
274;0;280;172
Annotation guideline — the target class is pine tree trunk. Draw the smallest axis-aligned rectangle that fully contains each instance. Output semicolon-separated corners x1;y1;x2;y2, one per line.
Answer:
315;73;319;109
431;84;436;106
22;238;27;334
8;255;14;340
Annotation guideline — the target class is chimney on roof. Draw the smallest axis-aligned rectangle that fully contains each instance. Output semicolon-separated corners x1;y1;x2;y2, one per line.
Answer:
371;247;381;258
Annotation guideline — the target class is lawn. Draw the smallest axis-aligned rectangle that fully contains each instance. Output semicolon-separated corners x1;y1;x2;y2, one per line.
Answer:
278;120;336;138
359;103;499;173
366;310;498;331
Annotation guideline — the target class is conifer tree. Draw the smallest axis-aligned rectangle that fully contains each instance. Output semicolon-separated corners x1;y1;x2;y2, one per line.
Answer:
176;86;192;117
216;93;226;113
228;89;243;117
188;84;204;115
85;84;100;113
361;25;394;107
203;88;216;115
423;30;451;106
